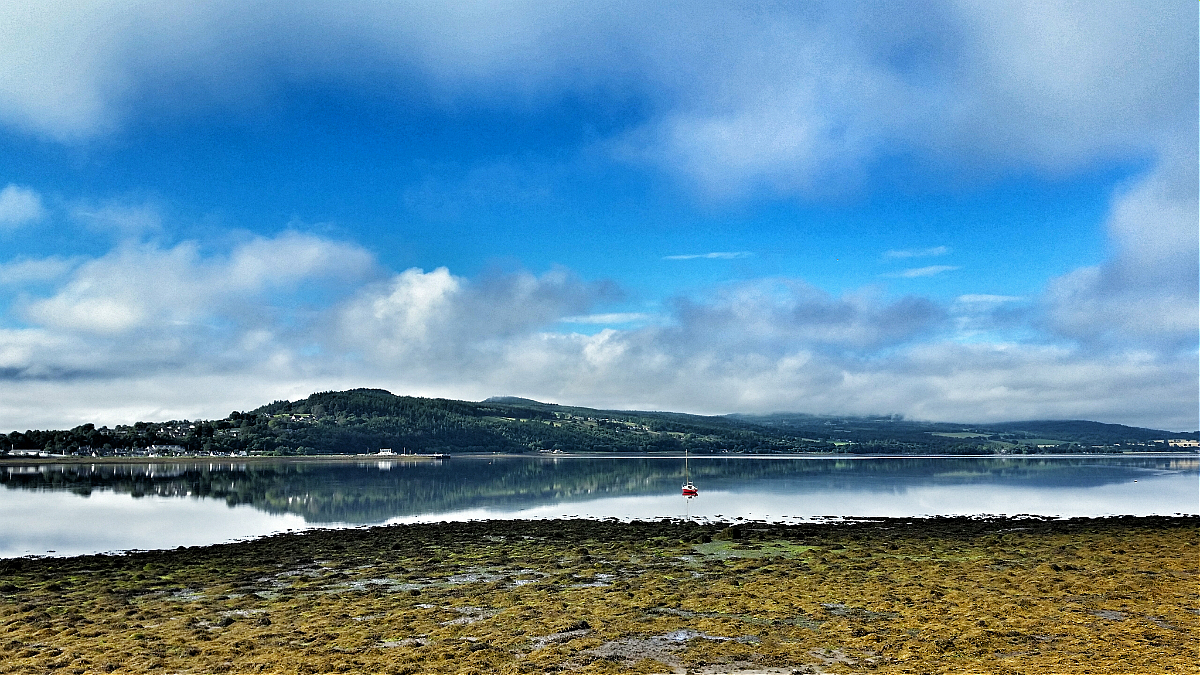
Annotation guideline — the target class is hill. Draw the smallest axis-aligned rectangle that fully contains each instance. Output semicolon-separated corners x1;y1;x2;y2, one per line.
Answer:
2;388;1194;457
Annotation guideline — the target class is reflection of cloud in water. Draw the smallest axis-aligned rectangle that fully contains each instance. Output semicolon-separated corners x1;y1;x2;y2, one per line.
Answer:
4;456;1196;526
0;490;322;558
386;472;1197;524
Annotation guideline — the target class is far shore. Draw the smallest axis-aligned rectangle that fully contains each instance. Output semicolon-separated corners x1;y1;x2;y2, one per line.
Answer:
0;453;447;465
1;449;1196;465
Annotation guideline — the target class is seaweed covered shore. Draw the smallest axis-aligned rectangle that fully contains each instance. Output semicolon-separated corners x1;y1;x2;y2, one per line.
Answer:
1;516;1196;674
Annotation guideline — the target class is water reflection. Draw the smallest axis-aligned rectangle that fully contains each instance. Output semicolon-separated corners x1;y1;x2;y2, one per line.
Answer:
2;455;1195;557
0;490;313;559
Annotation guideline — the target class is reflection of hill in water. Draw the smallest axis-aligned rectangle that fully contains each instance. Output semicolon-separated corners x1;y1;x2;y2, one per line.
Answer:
2;456;1195;524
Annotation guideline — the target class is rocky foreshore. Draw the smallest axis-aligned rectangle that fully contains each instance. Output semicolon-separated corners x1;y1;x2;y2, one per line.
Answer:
1;516;1196;674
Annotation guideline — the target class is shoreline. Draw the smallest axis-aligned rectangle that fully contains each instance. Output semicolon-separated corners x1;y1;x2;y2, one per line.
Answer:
0;453;445;465
1;515;1195;673
1;450;1195;465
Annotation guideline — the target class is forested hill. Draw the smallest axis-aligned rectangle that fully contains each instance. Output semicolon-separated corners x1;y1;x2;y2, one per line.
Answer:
3;388;1195;457
244;389;788;455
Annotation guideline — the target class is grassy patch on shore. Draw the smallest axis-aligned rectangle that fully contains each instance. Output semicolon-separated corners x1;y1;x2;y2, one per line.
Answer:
0;516;1196;674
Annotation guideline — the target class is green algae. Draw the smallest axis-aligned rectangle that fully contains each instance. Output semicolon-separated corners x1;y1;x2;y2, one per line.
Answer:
0;516;1196;674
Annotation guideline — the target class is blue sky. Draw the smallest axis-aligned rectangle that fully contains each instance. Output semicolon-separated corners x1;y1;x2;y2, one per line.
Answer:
0;1;1195;431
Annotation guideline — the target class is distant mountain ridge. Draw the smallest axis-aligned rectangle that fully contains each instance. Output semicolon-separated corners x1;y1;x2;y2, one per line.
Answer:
3;388;1195;457
483;396;547;406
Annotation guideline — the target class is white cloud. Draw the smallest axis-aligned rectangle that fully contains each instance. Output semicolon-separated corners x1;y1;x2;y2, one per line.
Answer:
0;1;656;139
943;0;1195;171
0;256;79;285
661;280;945;352
615;2;1195;197
342;266;461;344
663;252;753;260
0;184;45;229
1044;143;1198;349
560;313;652;325
884;265;961;278
333;265;619;374
0;233;384;429
501;329;1193;430
18;231;374;338
955;294;1023;304
323;297;1194;430
0;368;361;430
72;202;162;238
885;246;950;259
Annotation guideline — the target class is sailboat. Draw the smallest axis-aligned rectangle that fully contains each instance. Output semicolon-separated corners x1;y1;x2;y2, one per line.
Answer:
681;449;698;497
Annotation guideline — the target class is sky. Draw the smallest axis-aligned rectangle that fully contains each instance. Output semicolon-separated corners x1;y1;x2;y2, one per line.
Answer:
0;1;1196;432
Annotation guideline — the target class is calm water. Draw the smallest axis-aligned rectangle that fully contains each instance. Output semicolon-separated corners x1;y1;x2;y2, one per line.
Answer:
3;454;1196;558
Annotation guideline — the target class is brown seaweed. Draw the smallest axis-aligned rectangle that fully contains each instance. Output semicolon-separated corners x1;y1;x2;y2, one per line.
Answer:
0;516;1195;673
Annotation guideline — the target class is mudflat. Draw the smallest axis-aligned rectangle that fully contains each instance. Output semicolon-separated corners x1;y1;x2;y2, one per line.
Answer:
1;516;1195;674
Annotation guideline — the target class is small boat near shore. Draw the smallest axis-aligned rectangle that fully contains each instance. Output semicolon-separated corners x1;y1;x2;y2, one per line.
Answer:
682;450;698;497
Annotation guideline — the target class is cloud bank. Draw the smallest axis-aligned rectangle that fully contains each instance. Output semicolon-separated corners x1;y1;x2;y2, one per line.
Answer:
0;214;1193;431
